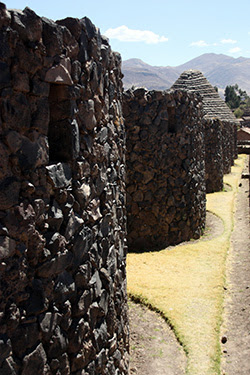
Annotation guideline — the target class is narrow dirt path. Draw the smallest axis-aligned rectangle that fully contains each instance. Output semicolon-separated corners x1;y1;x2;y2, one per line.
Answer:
128;301;187;375
221;155;250;375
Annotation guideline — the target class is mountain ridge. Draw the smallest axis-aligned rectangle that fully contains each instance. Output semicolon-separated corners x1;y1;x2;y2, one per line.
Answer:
122;53;250;95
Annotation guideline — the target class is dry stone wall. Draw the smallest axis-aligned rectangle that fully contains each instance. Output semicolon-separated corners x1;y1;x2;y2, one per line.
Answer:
204;119;223;193
123;88;206;252
172;70;238;190
222;120;234;174
0;3;128;374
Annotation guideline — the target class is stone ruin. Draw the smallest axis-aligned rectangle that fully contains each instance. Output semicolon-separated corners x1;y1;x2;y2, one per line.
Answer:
0;4;128;374
0;2;240;374
123;88;206;251
172;70;238;193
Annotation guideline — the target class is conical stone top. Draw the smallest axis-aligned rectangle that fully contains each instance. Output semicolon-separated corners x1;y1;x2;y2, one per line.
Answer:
172;70;238;122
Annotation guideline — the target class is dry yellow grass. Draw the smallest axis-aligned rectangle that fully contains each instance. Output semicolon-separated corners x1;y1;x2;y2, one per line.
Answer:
127;155;247;375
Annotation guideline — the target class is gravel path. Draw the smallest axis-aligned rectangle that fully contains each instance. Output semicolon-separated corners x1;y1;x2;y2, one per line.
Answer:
221;155;250;375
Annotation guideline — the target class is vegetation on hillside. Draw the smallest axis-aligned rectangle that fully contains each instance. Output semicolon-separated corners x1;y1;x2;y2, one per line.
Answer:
224;84;250;118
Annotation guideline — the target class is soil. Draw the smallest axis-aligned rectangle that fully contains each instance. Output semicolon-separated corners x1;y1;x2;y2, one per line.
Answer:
128;156;250;375
221;156;250;375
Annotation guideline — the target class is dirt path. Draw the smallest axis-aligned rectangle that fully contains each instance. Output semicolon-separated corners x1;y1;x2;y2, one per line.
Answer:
128;301;187;375
221;155;250;375
128;212;225;375
128;156;250;375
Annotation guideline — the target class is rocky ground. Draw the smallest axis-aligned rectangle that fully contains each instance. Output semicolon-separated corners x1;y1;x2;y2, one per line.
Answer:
128;156;250;375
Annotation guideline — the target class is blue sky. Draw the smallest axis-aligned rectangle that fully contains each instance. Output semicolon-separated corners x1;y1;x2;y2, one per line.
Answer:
6;0;250;66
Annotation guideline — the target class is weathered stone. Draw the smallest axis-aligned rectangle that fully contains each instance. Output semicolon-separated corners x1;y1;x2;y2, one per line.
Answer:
124;88;206;251
0;236;16;260
37;251;73;278
87;198;102;221
54;271;76;303
74;290;92;317
42;16;64;56
0;5;128;375
11;323;40;358
16;134;49;170
0;336;12;365
22;343;50;375
75;182;91;208
46;232;67;255
47;326;68;359
72;226;93;267
81;99;97;130
47;200;64;231
2;93;31;131
46;163;72;189
0;356;18;375
93;322;108;352
39;312;59;336
90;271;102;298
45;64;73;86
11;7;42;42
0;177;20;210
64;211;84;240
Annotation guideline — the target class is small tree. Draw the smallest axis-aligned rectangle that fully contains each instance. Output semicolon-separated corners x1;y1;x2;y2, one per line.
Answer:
224;84;249;109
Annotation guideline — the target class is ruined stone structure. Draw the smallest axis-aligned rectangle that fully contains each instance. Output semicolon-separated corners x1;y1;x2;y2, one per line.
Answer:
0;4;129;374
123;88;206;252
172;70;238;192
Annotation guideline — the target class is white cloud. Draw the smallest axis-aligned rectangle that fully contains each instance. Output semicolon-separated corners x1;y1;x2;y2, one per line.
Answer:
104;25;168;44
221;38;237;44
190;40;209;47
229;47;241;53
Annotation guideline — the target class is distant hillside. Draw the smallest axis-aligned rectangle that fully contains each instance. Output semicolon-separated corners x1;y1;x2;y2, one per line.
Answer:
122;53;250;96
122;58;179;91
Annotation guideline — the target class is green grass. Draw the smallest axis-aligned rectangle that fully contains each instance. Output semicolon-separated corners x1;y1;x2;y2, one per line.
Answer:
127;155;247;375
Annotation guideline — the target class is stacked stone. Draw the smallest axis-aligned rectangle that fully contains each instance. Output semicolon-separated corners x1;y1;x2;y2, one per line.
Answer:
204;119;224;193
221;120;235;174
123;88;206;252
172;70;239;191
0;3;128;375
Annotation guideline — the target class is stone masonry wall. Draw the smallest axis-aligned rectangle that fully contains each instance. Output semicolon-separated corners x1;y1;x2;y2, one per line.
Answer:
0;4;128;375
204;119;223;193
222;121;234;174
123;88;206;252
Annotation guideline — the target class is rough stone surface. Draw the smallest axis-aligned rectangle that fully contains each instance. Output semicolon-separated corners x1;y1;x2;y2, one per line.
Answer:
204;119;224;193
0;3;128;374
123;88;206;251
172;70;238;187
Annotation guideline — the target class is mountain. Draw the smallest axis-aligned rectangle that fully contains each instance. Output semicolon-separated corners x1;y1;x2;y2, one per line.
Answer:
122;58;179;91
122;53;250;95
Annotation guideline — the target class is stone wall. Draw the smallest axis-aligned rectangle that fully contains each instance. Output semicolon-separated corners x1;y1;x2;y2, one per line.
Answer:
123;88;206;252
171;70;238;189
204;119;223;193
0;4;128;375
222;121;234;174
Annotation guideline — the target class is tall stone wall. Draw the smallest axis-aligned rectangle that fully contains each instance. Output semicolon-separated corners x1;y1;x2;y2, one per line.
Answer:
204;119;223;193
123;88;206;252
0;4;129;375
171;70;239;189
222;121;234;174
233;123;238;160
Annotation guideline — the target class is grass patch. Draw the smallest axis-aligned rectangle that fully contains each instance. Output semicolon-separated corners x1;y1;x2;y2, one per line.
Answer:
127;155;247;375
